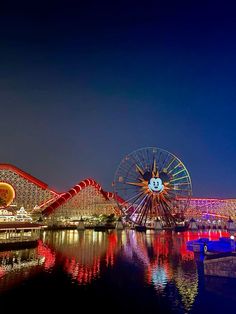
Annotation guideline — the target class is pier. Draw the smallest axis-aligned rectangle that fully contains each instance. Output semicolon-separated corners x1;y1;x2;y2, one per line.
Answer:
0;222;44;249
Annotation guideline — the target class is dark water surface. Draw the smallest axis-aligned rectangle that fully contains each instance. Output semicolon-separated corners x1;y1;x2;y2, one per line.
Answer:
0;229;235;313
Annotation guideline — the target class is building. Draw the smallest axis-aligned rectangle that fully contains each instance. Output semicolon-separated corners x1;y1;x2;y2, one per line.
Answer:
0;164;119;223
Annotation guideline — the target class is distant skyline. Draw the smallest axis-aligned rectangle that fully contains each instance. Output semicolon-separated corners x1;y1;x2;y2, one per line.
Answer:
1;1;236;197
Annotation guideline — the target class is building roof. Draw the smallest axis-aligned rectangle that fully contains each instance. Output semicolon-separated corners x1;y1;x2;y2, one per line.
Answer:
0;222;44;230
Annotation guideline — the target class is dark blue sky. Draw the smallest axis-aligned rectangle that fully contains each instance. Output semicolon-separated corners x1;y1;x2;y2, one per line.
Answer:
0;0;236;197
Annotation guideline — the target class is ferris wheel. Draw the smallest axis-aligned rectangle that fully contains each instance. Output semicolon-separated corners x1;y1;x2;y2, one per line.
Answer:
113;147;192;227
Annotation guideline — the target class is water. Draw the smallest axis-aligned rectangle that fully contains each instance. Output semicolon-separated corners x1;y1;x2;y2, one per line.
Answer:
0;229;235;313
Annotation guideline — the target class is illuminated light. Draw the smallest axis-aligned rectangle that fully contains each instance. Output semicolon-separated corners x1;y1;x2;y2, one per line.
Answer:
80;181;86;188
230;235;234;240
38;195;61;208
172;168;186;177
127;181;145;187
66;191;74;198
170;175;189;182
0;164;48;189
180;197;226;201
136;164;144;175
148;178;164;193
76;185;82;191
2;163;236;227
165;158;175;171
0;182;15;208
169;162;182;174
202;212;228;219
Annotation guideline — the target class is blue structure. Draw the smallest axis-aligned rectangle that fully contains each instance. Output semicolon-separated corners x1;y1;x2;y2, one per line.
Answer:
187;237;236;254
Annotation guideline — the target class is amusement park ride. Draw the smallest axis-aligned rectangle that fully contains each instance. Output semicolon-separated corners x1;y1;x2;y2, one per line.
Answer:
0;148;235;230
113;147;192;230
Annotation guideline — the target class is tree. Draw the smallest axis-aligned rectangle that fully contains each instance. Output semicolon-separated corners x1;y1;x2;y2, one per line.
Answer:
106;214;115;224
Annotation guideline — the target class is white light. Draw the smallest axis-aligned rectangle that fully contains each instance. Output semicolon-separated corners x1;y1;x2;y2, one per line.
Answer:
230;235;234;240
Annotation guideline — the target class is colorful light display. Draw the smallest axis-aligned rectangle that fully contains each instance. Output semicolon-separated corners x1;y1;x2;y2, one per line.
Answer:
0;182;15;208
0;163;235;222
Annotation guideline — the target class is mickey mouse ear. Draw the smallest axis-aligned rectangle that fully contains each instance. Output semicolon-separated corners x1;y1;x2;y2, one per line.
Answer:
159;172;170;183
143;171;152;181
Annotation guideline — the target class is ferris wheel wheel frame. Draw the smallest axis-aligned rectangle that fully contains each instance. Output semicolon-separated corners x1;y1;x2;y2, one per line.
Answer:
113;147;192;227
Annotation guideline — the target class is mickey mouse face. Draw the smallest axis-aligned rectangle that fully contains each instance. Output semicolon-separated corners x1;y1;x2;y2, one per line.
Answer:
148;177;164;193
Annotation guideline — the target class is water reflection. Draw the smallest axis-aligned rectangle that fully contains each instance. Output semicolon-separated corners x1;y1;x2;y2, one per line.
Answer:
124;231;198;312
0;246;44;293
42;230;122;284
0;229;233;313
40;229;200;311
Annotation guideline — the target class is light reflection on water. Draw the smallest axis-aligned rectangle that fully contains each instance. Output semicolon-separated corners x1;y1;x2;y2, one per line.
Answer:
0;229;234;313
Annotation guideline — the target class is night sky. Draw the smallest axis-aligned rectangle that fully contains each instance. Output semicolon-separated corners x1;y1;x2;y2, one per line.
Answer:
0;0;236;197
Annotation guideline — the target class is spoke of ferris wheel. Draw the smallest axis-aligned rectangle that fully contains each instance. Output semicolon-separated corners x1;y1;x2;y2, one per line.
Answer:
171;168;186;177
156;150;162;168
161;195;173;206
169;162;182;174
125;197;147;216
159;153;170;172
140;149;149;170
169;182;190;186
152;157;157;175
117;171;140;183
116;172;138;183
127;181;145;187
160;199;175;224
120;159;132;170
166;187;178;194
117;162;138;175
134;196;148;224
125;174;142;182
128;173;144;183
164;196;178;207
146;149;152;170
135;164;144;176
168;184;190;192
136;201;148;225
137;194;152;225
170;175;189;183
123;191;145;213
151;203;159;215
130;153;145;172
167;187;191;193
165;157;176;172
119;159;139;174
140;150;148;170
129;194;148;218
134;153;146;172
120;190;144;207
158;200;168;220
150;198;161;216
143;207;149;225
125;159;142;177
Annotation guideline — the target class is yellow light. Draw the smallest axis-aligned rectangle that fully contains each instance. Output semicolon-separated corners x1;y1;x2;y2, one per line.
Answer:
0;182;15;208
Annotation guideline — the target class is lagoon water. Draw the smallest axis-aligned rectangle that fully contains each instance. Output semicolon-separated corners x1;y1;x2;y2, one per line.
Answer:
0;229;235;313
